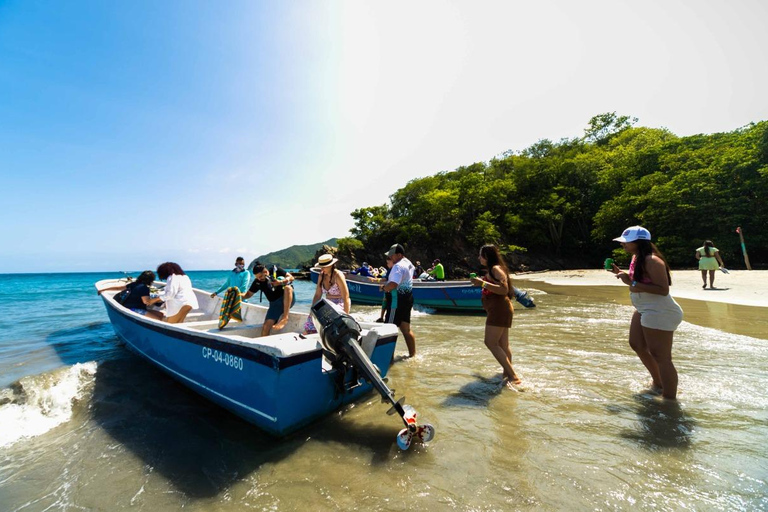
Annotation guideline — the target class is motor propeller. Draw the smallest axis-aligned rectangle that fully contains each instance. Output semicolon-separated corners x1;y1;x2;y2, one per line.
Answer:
310;299;434;450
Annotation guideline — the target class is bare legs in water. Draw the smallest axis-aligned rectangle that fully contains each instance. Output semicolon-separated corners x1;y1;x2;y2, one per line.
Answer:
628;311;678;399
484;324;521;388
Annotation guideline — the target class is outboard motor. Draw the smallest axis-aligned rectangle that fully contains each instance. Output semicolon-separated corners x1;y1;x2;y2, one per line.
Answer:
311;298;434;450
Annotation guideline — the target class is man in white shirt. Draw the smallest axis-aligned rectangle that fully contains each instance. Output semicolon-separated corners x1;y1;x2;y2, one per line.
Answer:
381;243;417;357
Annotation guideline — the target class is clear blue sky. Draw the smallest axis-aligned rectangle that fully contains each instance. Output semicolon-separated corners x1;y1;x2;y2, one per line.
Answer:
2;1;767;273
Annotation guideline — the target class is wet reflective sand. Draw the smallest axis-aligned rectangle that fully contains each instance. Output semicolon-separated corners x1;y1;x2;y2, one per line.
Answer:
2;282;766;511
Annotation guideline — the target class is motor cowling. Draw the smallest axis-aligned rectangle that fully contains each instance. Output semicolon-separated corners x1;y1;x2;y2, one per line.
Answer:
309;298;435;450
310;299;361;355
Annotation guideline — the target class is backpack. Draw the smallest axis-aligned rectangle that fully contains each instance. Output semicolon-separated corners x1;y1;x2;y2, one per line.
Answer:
114;282;134;305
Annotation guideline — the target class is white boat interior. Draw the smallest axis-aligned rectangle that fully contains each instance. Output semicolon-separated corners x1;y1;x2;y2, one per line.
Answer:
96;278;397;360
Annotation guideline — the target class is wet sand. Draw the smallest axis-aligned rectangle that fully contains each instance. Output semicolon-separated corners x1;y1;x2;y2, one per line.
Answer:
515;270;768;340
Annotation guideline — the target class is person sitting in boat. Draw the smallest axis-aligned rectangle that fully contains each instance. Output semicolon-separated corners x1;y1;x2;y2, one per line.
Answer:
98;270;164;321
148;262;199;323
303;254;351;333
243;264;295;336
350;262;373;277
413;261;425;279
209;256;251;298
427;259;445;281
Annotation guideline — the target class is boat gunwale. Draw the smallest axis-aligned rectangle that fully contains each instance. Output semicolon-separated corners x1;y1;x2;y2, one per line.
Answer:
96;279;397;370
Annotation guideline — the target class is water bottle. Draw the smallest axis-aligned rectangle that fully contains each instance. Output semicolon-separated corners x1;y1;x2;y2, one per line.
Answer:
604;258;614;270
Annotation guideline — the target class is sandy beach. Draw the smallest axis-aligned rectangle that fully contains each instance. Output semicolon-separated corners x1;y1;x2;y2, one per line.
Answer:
515;269;767;308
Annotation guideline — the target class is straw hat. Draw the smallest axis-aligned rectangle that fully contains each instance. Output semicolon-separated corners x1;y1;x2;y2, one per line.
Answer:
316;254;338;267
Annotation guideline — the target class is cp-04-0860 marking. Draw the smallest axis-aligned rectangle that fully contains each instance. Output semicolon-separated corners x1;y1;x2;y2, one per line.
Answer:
202;346;244;371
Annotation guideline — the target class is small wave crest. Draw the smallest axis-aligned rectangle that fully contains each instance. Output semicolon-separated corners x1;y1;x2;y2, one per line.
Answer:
0;362;97;448
412;305;436;315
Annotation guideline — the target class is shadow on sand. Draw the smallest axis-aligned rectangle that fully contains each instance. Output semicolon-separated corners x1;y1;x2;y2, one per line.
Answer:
441;373;502;408
620;394;696;450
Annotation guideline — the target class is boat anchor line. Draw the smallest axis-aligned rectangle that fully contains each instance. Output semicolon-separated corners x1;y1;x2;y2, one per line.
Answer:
311;299;435;450
116;334;278;423
439;287;459;308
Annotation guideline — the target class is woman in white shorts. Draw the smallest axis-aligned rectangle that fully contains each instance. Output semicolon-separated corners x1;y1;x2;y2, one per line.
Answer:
609;226;683;400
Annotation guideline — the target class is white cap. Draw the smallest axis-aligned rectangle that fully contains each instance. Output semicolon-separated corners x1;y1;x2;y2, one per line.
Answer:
613;225;651;243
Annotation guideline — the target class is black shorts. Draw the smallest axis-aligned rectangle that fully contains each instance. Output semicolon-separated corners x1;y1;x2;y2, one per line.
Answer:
386;291;413;326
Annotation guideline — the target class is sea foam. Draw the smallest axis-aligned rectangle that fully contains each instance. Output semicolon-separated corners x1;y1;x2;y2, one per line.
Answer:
0;362;97;448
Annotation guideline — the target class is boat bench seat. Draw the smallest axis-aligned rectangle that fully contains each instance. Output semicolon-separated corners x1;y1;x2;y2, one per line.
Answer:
225;333;322;357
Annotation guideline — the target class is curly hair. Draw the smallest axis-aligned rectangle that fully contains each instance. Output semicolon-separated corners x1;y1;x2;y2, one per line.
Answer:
156;262;185;280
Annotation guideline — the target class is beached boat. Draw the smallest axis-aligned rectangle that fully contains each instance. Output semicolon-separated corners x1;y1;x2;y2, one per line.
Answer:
95;278;433;447
310;268;484;311
310;269;537;311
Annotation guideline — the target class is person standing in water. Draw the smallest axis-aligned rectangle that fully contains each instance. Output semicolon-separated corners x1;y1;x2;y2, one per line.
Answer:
610;226;683;400
470;244;520;388
695;240;725;289
381;243;417;358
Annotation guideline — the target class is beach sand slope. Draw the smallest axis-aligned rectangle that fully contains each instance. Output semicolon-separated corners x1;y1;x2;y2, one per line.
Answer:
516;270;766;308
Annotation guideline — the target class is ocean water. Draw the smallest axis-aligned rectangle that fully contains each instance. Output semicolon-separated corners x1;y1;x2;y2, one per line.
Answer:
0;271;766;511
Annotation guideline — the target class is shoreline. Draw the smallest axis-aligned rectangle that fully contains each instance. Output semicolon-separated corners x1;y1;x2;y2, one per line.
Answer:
514;269;767;308
514;269;768;340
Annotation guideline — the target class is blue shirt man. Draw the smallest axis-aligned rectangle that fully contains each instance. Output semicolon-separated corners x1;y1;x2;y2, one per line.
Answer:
210;257;252;297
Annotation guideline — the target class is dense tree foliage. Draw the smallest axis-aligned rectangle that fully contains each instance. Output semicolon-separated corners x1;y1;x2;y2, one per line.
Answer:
348;114;768;272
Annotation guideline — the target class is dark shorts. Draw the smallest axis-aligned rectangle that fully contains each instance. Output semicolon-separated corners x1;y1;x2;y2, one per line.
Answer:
265;290;296;322
129;308;147;316
386;291;413;326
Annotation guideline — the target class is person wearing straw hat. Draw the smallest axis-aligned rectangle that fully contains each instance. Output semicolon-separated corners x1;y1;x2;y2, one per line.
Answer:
304;254;350;333
381;243;417;358
609;225;684;400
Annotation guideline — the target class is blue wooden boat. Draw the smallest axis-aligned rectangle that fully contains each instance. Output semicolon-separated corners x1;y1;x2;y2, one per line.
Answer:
310;268;484;311
95;278;402;438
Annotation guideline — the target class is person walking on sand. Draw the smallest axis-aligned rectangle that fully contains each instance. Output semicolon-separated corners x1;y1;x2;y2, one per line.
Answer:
470;244;521;389
381;243;417;357
695;240;725;289
610;226;683;400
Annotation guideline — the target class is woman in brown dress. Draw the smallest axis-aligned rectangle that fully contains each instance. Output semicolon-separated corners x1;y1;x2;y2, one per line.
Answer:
470;244;521;388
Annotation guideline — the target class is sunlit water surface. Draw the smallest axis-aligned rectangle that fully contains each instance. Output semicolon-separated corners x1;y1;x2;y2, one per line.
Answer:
0;272;766;511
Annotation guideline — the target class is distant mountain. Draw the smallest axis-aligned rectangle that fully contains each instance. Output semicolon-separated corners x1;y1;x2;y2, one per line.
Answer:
249;238;338;269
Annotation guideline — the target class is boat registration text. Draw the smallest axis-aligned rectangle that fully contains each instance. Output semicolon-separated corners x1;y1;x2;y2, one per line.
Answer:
202;346;244;371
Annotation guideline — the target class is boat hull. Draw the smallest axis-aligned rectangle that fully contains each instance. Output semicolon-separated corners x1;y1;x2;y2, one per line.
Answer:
310;269;483;311
99;281;398;437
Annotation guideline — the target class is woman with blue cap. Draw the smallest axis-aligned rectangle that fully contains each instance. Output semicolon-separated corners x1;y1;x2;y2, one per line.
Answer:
609;226;684;400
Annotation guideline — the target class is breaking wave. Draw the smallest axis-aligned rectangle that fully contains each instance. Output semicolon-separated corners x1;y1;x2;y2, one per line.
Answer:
0;362;97;448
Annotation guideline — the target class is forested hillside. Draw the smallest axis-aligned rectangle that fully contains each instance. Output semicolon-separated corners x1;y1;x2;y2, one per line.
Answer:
251;238;338;269
345;114;768;272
